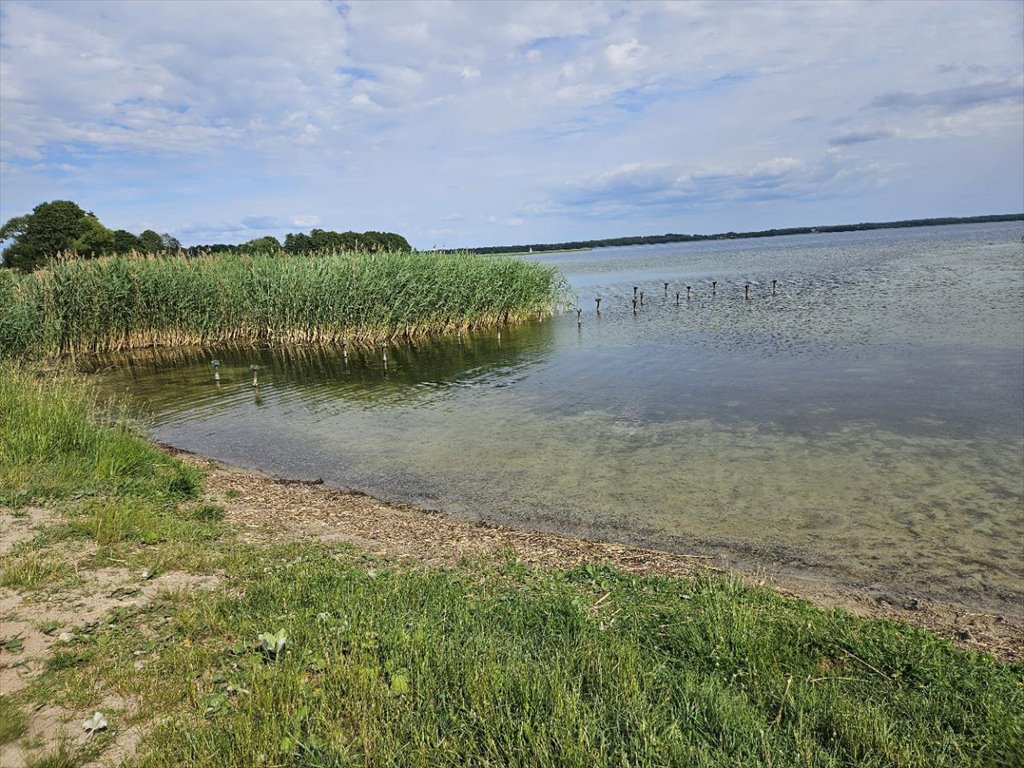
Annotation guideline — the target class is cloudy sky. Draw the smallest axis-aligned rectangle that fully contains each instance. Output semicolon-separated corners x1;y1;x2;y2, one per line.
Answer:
1;0;1021;248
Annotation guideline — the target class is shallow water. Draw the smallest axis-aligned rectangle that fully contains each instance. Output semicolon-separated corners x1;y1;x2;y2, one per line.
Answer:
92;222;1024;617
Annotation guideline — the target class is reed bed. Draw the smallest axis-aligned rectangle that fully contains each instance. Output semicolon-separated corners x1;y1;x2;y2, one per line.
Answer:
0;251;565;357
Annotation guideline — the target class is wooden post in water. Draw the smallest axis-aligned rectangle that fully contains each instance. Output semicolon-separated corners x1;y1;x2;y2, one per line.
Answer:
772;279;777;296
576;308;583;326
712;280;717;295
664;282;669;295
633;286;638;300
639;291;644;306
250;365;259;388
342;340;348;363
675;291;680;306
211;359;220;382
595;297;601;313
632;298;638;314
744;283;751;300
686;285;692;300
382;343;388;368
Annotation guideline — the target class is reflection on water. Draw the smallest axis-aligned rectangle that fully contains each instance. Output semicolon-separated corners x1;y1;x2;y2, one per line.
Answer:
97;323;556;417
92;222;1024;617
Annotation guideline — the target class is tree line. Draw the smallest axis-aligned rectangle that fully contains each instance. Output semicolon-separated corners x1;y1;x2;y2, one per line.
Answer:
461;213;1024;255
190;230;411;257
0;200;411;271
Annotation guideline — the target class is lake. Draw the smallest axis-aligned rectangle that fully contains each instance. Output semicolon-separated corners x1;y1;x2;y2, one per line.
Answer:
92;222;1024;618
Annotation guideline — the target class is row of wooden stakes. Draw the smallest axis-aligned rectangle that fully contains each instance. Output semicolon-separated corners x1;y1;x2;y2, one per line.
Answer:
577;280;779;323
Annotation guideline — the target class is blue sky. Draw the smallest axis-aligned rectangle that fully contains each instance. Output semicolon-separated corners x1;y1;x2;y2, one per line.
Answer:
1;0;1021;249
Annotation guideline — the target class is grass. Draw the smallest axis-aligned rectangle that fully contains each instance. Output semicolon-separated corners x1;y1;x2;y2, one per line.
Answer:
97;552;1019;768
0;695;28;744
0;363;204;507
2;366;1023;767
0;550;71;590
0;250;565;358
25;744;80;768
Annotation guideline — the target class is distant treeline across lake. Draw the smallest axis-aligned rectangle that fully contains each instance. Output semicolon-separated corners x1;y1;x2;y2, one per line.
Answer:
459;213;1024;255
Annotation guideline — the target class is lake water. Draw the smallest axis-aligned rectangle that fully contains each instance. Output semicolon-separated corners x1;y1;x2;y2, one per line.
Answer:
92;222;1024;618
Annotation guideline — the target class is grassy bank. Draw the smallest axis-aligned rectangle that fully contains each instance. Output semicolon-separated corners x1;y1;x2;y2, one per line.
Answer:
0;250;563;358
1;364;1022;767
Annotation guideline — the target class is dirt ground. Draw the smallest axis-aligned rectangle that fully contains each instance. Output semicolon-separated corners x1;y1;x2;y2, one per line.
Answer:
188;449;1023;662
0;506;219;768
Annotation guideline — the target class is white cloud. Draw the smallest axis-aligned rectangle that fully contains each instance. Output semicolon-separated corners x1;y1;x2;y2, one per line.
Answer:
240;216;286;230
388;21;430;44
1;0;1021;246
291;214;321;227
292;123;320;145
0;0;351;160
830;127;898;146
544;151;897;220
350;93;382;110
749;157;805;178
426;227;462;239
604;39;646;70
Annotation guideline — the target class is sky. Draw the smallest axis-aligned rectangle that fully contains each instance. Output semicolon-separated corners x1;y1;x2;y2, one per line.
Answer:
1;0;1022;249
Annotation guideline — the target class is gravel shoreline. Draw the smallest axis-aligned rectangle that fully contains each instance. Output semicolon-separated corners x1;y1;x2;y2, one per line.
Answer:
166;446;1024;662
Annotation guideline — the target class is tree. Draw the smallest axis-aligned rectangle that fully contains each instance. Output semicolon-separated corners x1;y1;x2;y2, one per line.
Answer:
0;215;31;269
0;200;97;271
309;228;339;250
160;233;181;252
284;232;313;254
283;228;411;254
388;233;412;252
71;217;115;256
138;230;164;253
363;231;412;252
112;229;143;254
239;235;281;253
136;230;181;253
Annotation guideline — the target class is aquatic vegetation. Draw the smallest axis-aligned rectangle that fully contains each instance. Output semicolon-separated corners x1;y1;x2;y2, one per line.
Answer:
0;250;565;357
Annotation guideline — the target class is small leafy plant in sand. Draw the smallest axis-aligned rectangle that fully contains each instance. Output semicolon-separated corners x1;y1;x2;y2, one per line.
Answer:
257;629;287;661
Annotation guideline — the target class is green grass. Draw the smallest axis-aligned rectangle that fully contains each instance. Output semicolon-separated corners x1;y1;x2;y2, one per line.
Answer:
24;743;80;768
0;550;71;590
0;695;28;744
0;363;203;507
0;250;565;358
29;544;1023;768
2;365;1023;767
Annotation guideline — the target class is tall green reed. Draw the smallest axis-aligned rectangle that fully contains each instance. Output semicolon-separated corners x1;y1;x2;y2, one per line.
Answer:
0;251;566;358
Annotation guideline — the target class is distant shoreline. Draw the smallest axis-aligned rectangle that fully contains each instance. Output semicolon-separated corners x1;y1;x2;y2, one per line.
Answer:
453;213;1024;256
